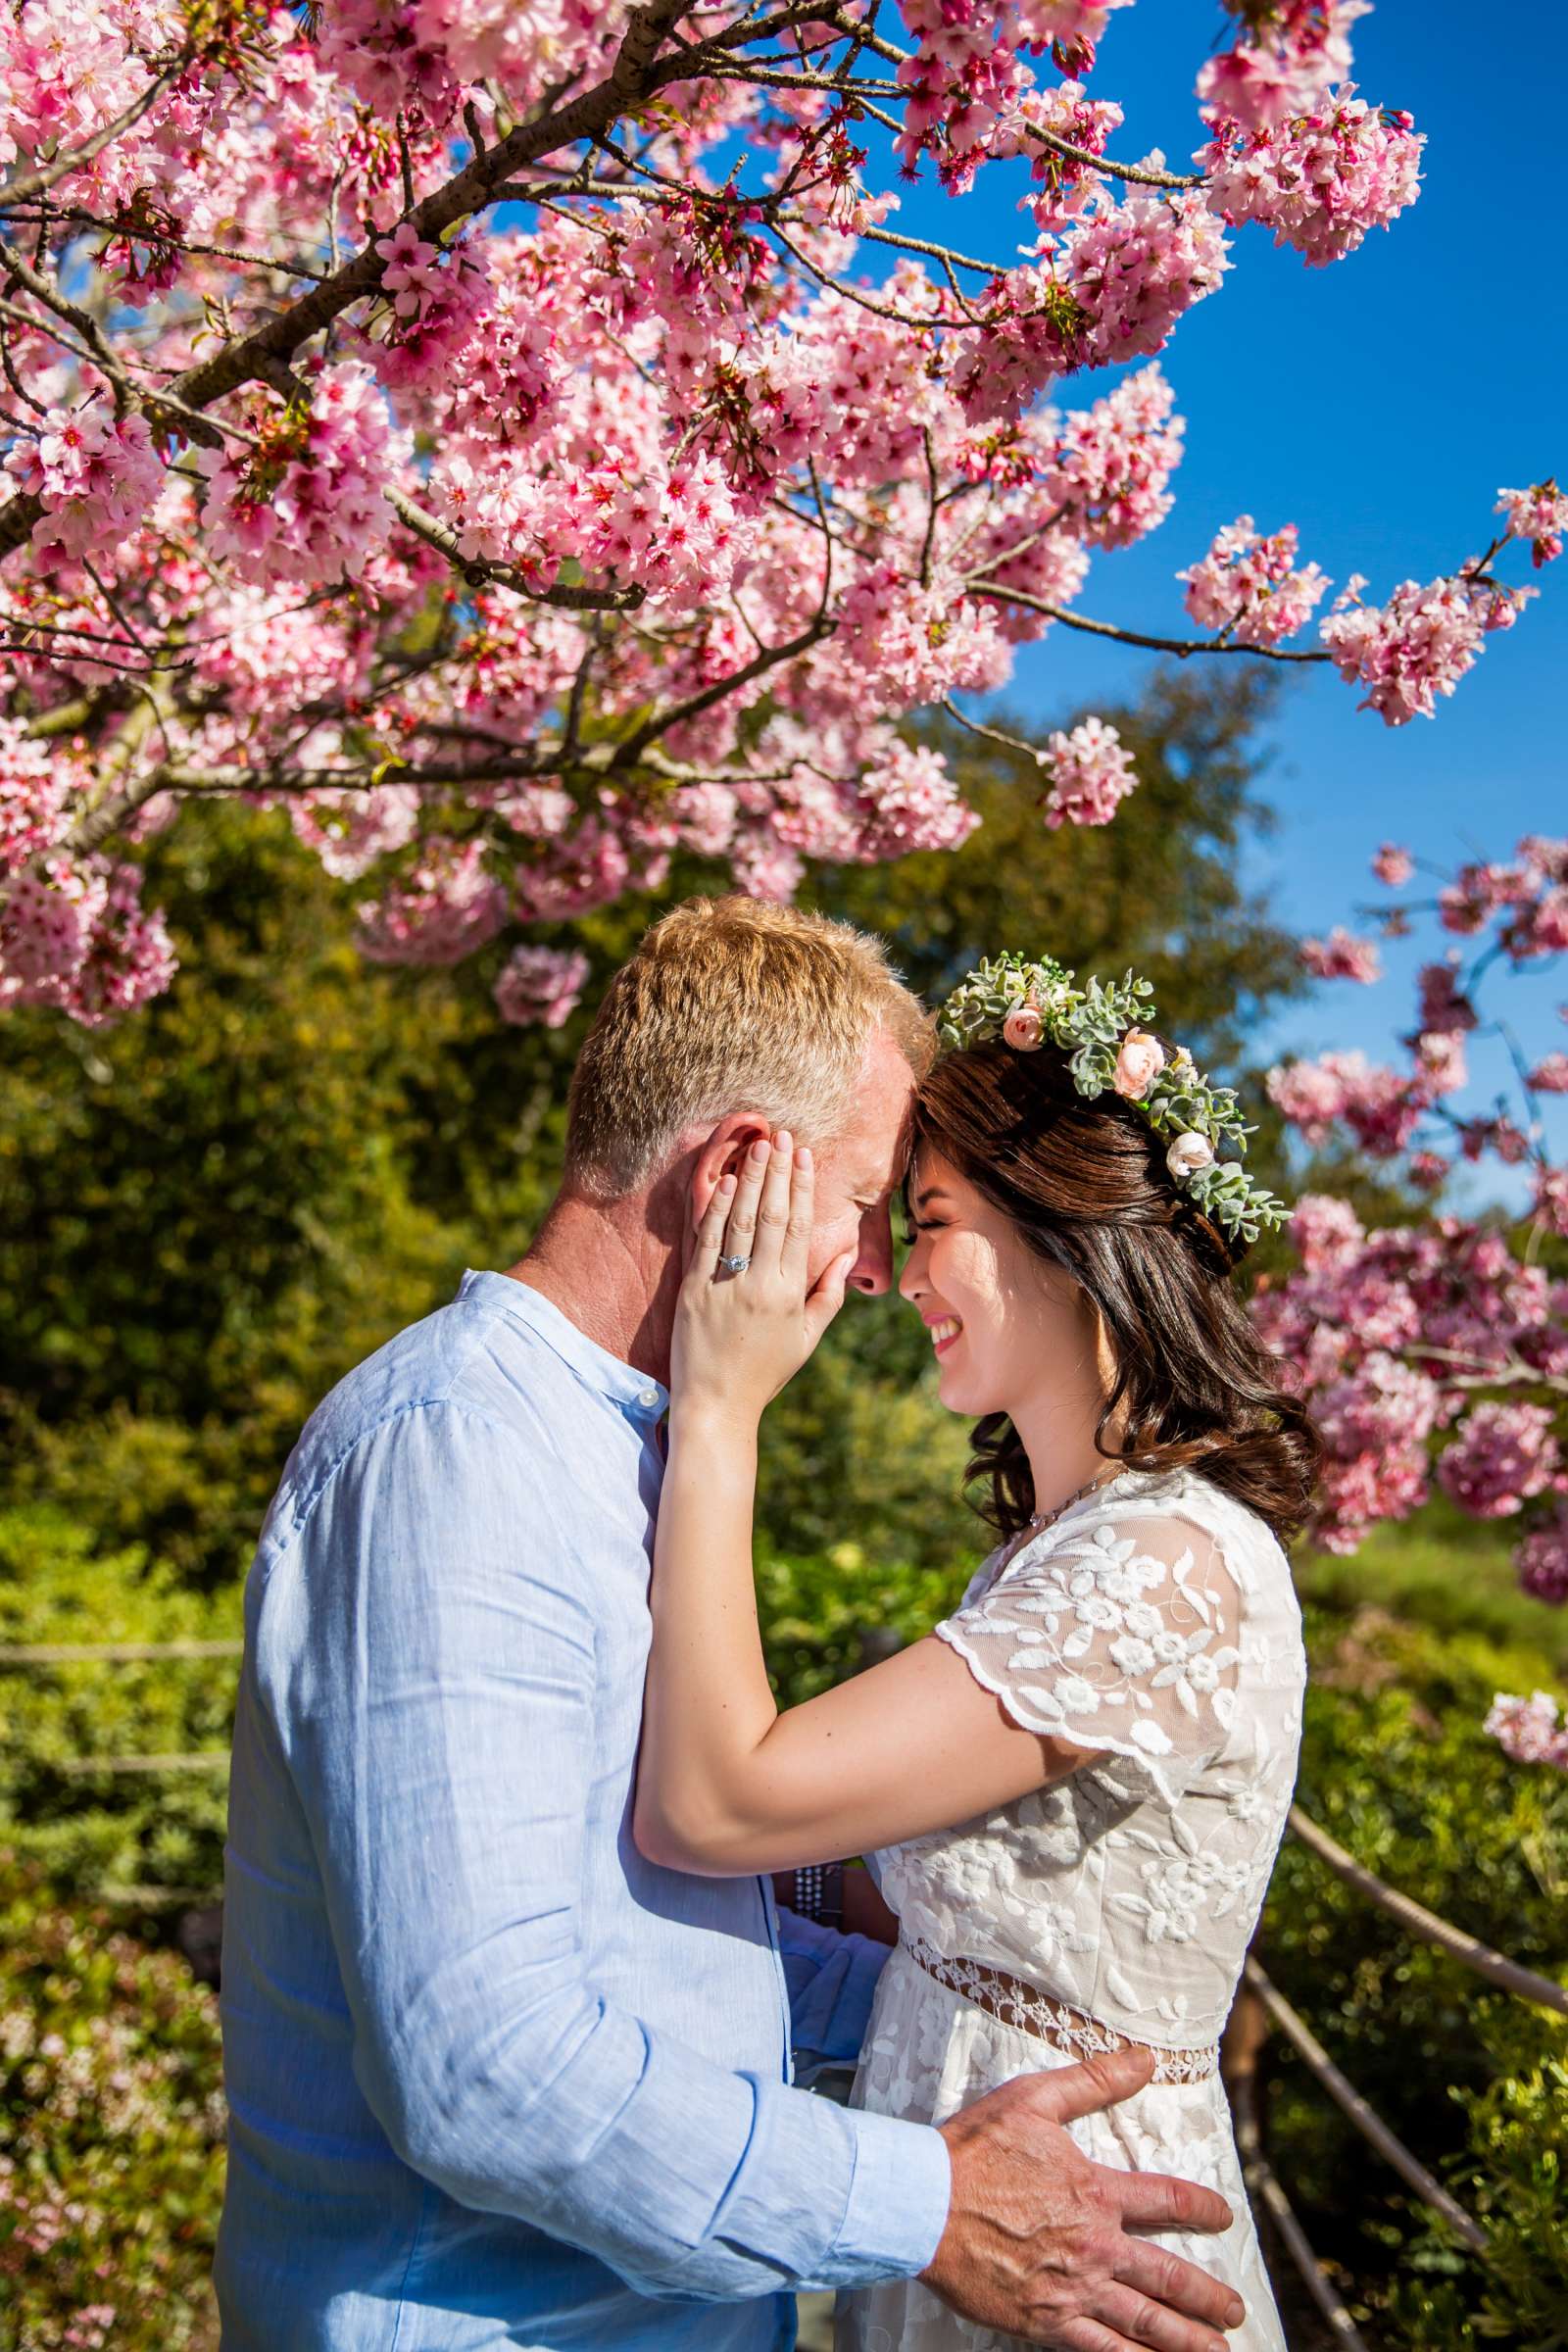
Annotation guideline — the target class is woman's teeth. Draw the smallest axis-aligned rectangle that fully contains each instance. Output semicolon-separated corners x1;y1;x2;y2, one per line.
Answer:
929;1317;962;1350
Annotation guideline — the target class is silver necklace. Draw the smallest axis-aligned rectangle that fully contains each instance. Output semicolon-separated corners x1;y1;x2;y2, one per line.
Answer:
1025;1461;1123;1537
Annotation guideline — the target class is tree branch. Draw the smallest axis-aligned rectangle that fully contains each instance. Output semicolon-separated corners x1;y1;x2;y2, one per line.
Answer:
385;487;646;612
1021;121;1205;194
978;583;1332;663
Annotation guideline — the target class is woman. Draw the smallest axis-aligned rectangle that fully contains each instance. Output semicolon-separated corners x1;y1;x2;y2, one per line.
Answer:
635;954;1319;2352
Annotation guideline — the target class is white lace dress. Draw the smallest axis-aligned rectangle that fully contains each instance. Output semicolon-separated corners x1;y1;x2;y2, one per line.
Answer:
837;1467;1305;2352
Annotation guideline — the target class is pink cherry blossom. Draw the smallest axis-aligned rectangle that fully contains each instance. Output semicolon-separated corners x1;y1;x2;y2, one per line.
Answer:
1437;1402;1559;1520
5;401;164;570
1041;715;1137;829
1200;88;1422;269
1299;926;1381;983
1483;1690;1568;1770
356;840;508;966
198;365;400;589
1496;479;1568;567
1318;570;1513;725
1035;365;1184;549
1514;1510;1568;1607
1196;2;1368;130
853;740;981;862
1178;515;1330;646
1372;842;1413;886
493;943;591;1028
0;719;70;877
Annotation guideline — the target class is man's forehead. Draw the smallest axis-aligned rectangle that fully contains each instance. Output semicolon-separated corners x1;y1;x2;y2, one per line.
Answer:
824;1036;916;1188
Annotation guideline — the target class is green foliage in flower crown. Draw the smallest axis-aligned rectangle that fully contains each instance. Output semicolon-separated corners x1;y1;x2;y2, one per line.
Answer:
937;952;1288;1244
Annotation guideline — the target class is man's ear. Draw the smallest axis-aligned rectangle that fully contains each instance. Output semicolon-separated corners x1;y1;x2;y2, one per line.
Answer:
690;1113;771;1230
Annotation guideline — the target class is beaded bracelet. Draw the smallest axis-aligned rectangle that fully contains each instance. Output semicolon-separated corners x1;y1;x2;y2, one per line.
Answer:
791;1862;843;1931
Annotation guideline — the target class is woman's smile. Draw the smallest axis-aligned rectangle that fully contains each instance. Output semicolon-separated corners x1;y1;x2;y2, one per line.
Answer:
925;1313;962;1356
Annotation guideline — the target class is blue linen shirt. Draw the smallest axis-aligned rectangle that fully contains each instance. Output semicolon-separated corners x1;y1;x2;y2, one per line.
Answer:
216;1269;951;2350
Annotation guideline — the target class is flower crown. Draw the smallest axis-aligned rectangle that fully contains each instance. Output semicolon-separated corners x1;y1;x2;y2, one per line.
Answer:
937;953;1289;1248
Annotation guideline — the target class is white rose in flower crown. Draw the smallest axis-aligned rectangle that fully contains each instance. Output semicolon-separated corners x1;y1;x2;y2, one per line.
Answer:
1003;1004;1044;1050
1166;1132;1216;1182
1112;1027;1165;1099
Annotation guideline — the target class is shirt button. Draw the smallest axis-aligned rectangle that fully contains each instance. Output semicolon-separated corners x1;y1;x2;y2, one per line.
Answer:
638;1388;661;1409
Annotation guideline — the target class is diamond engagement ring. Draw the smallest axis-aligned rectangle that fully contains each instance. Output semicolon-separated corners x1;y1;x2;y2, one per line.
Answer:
719;1253;751;1275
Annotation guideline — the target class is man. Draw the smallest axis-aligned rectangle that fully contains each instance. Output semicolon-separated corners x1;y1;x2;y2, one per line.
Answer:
216;896;1246;2350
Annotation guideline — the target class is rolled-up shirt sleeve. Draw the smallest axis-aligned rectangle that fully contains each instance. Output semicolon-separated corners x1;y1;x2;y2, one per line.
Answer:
262;1402;951;2302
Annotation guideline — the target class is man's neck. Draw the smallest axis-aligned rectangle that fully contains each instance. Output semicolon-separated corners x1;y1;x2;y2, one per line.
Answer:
504;1192;679;1387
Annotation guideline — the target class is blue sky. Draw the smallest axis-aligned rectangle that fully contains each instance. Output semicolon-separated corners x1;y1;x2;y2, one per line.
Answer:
847;1;1566;1183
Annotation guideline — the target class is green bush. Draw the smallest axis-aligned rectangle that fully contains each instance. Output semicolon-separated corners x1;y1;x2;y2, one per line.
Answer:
759;1538;971;1707
0;1866;224;2351
0;1510;239;1903
1260;1605;1568;2349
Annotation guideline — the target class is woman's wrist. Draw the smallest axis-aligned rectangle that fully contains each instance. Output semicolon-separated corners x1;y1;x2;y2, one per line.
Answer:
667;1396;762;1451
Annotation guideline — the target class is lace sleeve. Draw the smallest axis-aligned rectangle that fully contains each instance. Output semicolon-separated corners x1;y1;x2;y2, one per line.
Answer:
934;1507;1244;1804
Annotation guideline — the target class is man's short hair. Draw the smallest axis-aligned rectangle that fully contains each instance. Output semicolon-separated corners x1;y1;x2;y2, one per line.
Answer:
564;896;936;1198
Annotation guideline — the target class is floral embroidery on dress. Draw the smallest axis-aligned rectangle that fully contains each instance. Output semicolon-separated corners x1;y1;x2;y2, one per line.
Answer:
840;1469;1305;2352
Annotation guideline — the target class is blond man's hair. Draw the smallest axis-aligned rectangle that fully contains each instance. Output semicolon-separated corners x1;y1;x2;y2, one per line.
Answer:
564;896;936;1198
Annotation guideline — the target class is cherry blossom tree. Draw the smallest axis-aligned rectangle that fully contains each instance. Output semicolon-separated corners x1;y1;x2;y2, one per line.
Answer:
1262;835;1568;1766
1;0;1558;1027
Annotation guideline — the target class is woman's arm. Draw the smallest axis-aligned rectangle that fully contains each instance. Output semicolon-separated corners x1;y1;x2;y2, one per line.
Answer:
634;1133;1093;1878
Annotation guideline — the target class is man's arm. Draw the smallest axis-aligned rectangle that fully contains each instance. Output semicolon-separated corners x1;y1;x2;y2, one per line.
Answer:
264;1401;950;2303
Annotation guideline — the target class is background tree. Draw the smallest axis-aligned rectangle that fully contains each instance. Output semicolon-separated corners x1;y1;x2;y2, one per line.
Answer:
3;664;1301;1579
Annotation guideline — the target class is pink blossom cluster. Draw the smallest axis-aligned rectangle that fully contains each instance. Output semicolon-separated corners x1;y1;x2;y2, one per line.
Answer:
368;226;495;394
1041;715;1138;829
356;840;508;966
853;740;982;862
1319;570;1499;726
1496;479;1568;567
1178;515;1330;646
837;568;1009;709
1514;1508;1568;1606
1483;1690;1568;1771
1298;926;1381;983
1035;364;1184;548
1267;1050;1421;1154
4;402;164;571
1259;837;1568;1614
289;787;422;882
1435;1401;1559;1519
1200;88;1423;269
893;2;1132;185
198;366;399;588
952;190;1230;425
1197;0;1368;131
1372;842;1413;886
1;853;175;1025
493;943;591;1028
1017;79;1126;233
1;719;70;877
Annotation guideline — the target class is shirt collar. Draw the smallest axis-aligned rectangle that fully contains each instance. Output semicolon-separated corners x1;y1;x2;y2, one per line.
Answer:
458;1268;669;1423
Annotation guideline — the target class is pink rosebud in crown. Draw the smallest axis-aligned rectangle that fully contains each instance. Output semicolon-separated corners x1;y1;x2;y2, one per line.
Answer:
1112;1027;1165;1099
1166;1132;1215;1183
1003;1004;1045;1051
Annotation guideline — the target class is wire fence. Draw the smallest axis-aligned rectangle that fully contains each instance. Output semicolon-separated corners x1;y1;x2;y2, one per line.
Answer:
6;1636;1566;2335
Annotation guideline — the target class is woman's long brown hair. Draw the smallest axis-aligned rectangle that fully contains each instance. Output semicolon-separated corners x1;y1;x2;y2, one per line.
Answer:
908;1039;1320;1546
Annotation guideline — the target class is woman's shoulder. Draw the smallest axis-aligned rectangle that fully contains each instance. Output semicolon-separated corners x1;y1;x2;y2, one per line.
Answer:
994;1463;1292;1601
